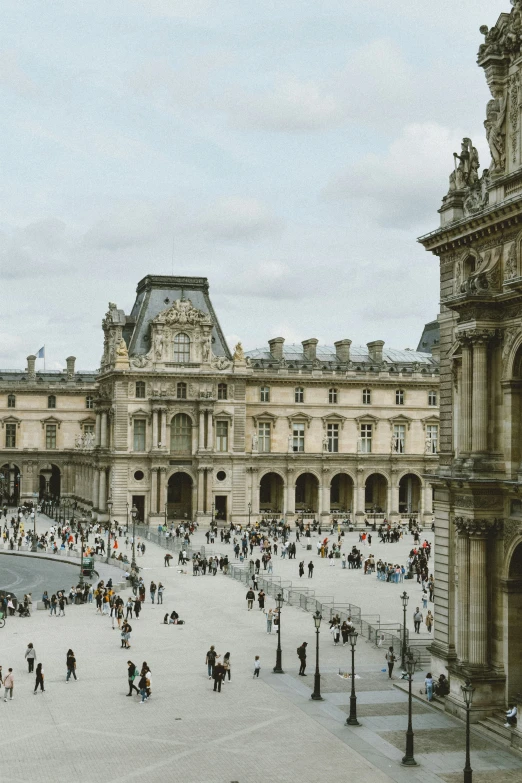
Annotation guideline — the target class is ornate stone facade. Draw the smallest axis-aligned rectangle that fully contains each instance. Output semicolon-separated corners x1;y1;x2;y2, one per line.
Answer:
419;1;522;723
0;275;439;533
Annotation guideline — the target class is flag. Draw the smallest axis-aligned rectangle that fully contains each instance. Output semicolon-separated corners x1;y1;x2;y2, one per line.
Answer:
36;346;45;358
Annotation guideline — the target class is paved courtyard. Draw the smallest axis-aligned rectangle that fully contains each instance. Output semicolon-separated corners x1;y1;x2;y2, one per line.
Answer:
0;516;521;783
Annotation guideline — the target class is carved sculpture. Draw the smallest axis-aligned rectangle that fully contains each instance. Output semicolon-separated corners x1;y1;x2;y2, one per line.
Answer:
288;434;294;453
116;339;128;357
252;433;258;452
233;342;245;361
322;434;329;452
484;92;507;174
505;243;518;280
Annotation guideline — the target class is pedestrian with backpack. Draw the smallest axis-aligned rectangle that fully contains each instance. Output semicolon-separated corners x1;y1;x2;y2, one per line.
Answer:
126;661;139;696
385;647;396;679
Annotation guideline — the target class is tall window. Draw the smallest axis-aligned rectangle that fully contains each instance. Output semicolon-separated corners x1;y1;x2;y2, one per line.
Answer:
5;423;16;448
395;389;404;405
135;381;146;399
362;388;371;404
46;424;57;450
260;386;270;402
177;382;187;399
292;423;305;452
48;395;56;409
295;386;304;403
7;394;15;408
173;333;190;363
86;395;94;409
393;424;406;454
133;420;146;451
258;422;271;453
328;388;338;404
218;383;228;400
170;413;192;453
327;423;339;453
427;424;438;454
360;423;372;453
428;390;437;406
216;421;228;452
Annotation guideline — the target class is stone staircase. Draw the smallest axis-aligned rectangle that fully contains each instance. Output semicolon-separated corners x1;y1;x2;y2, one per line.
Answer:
476;711;515;748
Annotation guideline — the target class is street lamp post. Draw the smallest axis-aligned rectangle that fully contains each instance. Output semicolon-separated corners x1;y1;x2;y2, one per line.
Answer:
130;504;138;573
106;498;113;563
462;680;474;783
311;610;323;701
402;651;417;766
211;501;215;528
78;529;85;588
346;629;360;725
248;501;251;527
126;502;129;534
273;592;284;673
400;591;409;670
164;501;168;528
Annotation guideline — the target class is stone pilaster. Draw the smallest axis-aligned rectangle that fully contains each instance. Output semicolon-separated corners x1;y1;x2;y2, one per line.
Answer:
471;336;489;454
459;338;472;455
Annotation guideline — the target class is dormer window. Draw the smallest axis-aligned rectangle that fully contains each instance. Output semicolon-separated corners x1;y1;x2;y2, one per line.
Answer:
173;333;190;363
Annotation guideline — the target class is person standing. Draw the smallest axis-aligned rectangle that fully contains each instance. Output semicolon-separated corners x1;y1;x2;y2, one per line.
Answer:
134;597;141;619
33;663;44;694
298;561;304;578
385;647;396;679
257;590;265;611
126;661;139;696
307;561;314;578
125;598;133;619
413;607;423;634
138;670;149;703
50;594;57;616
330;623;341;646
223;652;231;682
25;643;36;673
297;642;308;676
425;672;434;702
253;656;261;678
122;621;132;649
4;668;14;701
246;588;255;610
265;608;273;634
213;661;225;692
150;581;156;604
206;646;220;679
425;610;434;633
157;583;164;605
66;649;77;681
58;595;65;617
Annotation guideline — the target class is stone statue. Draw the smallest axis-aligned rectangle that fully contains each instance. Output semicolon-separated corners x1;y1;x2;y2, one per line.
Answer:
455;260;462;293
75;434;82;449
252;433;258;452
449;138;473;192
288;434;294;453
322;434;329;452
505;243;518;280
154;331;164;359
202;336;211;363
116;338;128;357
484;91;507;173
233;342;245;361
425;435;433;455
391;434;397;454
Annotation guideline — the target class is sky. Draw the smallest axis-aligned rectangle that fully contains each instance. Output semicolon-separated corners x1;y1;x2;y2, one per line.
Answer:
0;0;508;370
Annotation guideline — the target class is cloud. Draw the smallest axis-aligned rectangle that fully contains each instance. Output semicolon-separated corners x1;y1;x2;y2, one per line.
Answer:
194;197;284;241
83;204;168;251
0;219;73;279
0;50;37;97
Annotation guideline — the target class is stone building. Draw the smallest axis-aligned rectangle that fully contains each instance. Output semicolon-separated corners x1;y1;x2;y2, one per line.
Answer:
0;274;439;530
419;1;522;726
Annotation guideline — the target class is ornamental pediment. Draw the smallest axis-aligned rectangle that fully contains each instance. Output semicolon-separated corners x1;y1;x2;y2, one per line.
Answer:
286;411;312;429
1;415;21;429
40;416;61;429
153;298;212;327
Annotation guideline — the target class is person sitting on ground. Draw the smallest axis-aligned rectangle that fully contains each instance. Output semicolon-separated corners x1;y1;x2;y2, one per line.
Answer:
169;610;182;624
435;673;449;697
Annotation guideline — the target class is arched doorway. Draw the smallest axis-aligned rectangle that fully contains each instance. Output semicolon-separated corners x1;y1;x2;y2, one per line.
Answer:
398;473;421;514
365;473;387;513
0;463;21;504
167;472;193;519
295;472;318;513
506;543;522;700
259;472;284;513
330;473;353;513
39;464;61;500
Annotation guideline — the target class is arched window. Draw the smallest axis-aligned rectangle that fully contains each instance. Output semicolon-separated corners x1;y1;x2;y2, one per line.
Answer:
295;386;304;403
218;383;228;400
362;388;371;405
135;381;146;399
86;395;94;409
48;395;56;409
173;333;190;363
328;388;338;404
177;382;187;400
7;394;15;408
171;413;192;453
428;390;437;406
395;389;404;405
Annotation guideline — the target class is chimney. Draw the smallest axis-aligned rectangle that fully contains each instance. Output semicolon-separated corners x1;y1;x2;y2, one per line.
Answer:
268;337;285;361
66;356;76;380
367;340;385;364
334;339;351;363
27;355;36;380
302;338;318;363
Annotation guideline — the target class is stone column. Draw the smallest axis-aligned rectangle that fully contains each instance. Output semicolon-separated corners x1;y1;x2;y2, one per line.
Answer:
98;469;107;512
251;469;259;514
321;476;330;514
286;470;295;514
150;468;158;514
468;525;488;666
207;413;214;451
199;411;205;450
152;410;159;449
93;469;100;510
160;410;167;450
460;339;472;454
317;485;323;516
158;468;167;514
456;522;470;664
206;468;213;514
95;413;101;447
472;337;488;453
197;468;205;513
424;483;433;515
386;485;392;517
391;482;399;515
100;412;108;448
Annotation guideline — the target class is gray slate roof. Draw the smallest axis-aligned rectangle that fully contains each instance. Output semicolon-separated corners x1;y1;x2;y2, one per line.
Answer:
246;344;437;367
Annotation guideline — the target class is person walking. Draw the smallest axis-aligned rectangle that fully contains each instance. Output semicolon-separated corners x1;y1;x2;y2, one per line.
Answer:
125;598;133;619
66;649;77;681
206;646;220;679
298;561;304;578
25;643;36;673
265;608;273;634
425;610;434;633
213;661;225;692
330;623;341;646
223;652;231;682
138;670;149;703
4;668;14;701
49;594;57;616
33;663;45;694
58;595;65;617
150;581;156;604
126;661;140;696
257;590;265;611
385;647;396;679
307;561;314;578
425;672;434;702
134;597;141;619
413;607;423;634
246;588;255;610
122;621;132;649
297;642;308;676
253;656;261;678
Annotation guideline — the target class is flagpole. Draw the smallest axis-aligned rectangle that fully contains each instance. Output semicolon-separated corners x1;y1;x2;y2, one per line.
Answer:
44;345;45;372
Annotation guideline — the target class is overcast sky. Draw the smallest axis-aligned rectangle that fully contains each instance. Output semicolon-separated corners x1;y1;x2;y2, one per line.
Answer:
0;0;508;370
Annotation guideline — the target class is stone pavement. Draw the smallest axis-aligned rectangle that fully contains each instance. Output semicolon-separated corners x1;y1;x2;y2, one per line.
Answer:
0;517;520;783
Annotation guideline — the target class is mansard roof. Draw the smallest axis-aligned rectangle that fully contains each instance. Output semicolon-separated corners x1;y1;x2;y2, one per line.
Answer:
246;344;438;369
125;275;231;359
